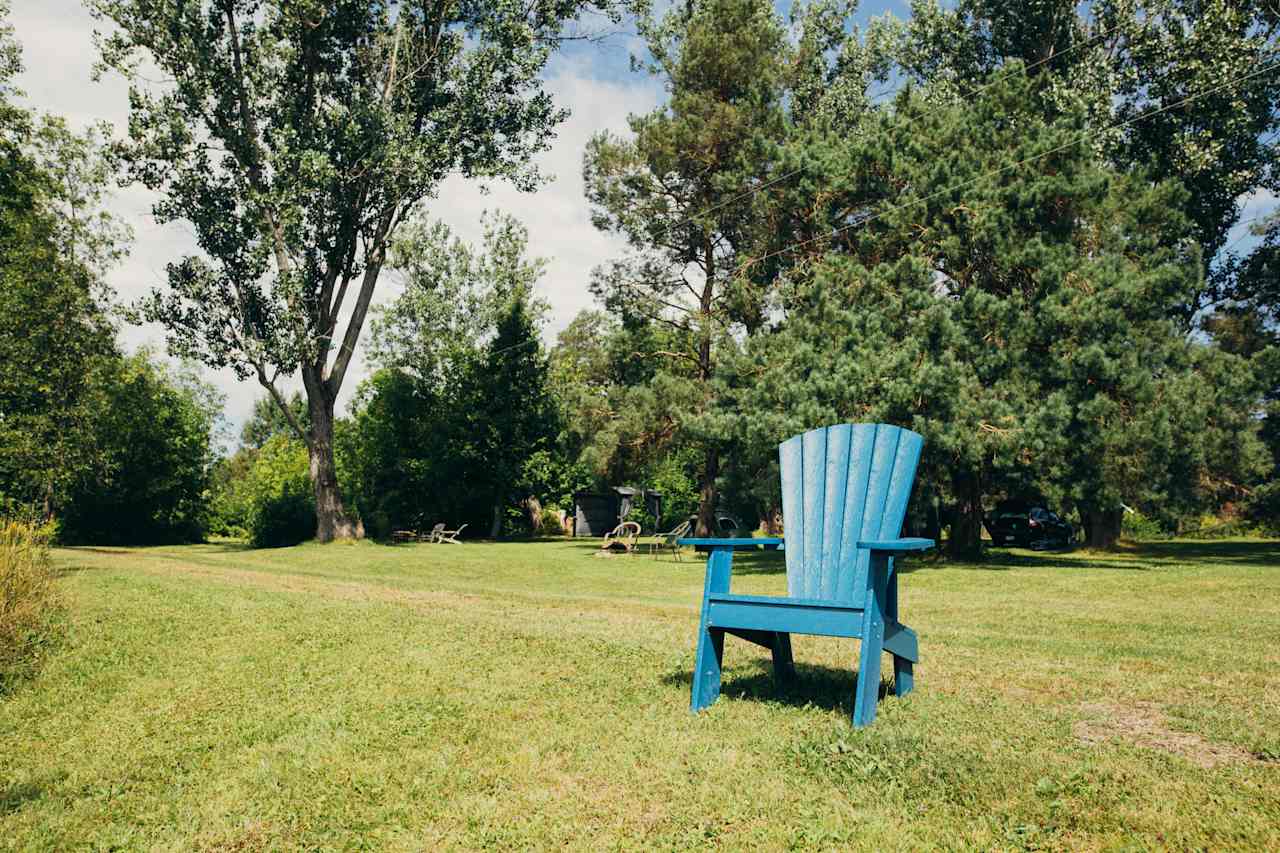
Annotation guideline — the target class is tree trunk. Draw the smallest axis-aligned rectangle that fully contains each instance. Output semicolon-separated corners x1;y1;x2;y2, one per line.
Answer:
696;446;720;537
1084;508;1123;550
924;494;942;543
306;387;361;543
693;236;719;539
760;505;782;536
490;502;503;539
947;469;984;559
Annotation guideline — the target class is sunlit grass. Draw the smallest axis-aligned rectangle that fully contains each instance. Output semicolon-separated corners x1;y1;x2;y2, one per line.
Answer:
0;537;1276;848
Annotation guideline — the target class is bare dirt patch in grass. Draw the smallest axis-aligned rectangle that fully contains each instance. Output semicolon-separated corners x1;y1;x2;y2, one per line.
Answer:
1074;702;1257;768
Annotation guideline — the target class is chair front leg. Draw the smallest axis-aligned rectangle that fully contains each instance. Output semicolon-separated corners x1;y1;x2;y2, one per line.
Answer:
690;547;732;712
691;623;724;711
853;551;890;727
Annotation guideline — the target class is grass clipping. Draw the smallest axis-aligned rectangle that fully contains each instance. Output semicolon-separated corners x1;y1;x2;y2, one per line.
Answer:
0;519;63;691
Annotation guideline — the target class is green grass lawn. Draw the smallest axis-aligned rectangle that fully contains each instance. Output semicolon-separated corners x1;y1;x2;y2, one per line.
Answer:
2;538;1278;849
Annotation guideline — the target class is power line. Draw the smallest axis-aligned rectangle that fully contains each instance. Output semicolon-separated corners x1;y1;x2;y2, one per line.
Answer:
739;59;1280;274
1223;209;1278;253
864;17;1129;106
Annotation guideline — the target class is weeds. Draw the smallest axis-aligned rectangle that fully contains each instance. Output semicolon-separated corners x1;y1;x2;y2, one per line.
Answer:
0;520;63;691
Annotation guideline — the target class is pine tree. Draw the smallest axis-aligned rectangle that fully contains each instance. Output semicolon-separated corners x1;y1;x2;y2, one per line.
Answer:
742;72;1267;552
584;0;792;534
469;287;558;537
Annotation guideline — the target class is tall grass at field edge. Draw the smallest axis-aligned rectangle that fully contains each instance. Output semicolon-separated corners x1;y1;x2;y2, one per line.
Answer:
0;520;64;692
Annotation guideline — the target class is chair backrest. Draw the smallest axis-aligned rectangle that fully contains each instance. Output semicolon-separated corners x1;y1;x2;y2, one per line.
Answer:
779;423;924;602
664;519;692;542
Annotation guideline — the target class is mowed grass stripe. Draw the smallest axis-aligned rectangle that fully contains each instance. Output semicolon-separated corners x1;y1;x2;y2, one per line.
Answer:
0;540;1276;848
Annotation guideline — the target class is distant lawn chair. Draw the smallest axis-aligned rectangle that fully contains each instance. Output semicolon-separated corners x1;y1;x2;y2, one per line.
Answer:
650;519;693;560
431;523;467;544
600;521;641;554
680;423;934;727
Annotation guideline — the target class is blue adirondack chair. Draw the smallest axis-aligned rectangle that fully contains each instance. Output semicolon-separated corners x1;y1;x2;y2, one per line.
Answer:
679;423;933;727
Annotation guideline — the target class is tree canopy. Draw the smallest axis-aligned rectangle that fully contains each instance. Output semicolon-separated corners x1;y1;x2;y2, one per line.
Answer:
95;0;621;540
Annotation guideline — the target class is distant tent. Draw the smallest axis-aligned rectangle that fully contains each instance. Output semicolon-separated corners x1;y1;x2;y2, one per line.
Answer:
571;487;662;537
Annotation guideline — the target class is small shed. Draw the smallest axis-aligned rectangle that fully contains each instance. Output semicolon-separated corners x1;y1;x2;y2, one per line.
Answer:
572;487;662;537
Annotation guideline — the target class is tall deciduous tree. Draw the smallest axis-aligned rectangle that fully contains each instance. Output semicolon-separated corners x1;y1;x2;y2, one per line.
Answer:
241;392;310;450
0;4;128;521
94;0;618;540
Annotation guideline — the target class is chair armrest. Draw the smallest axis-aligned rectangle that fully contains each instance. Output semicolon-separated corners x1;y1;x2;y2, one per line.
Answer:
856;537;935;552
686;539;785;596
678;537;784;548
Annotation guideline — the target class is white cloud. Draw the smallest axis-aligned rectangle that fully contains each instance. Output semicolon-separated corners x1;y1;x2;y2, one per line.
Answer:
10;0;661;444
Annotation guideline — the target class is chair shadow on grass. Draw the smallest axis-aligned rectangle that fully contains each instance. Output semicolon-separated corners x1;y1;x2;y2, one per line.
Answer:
662;658;893;716
0;775;57;817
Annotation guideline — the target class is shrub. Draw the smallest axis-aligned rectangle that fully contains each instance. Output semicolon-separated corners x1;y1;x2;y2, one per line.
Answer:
246;436;316;548
1;520;63;691
627;506;657;534
537;505;566;536
58;353;218;545
1179;512;1270;539
1242;482;1280;536
649;454;699;527
206;449;256;540
1121;509;1169;541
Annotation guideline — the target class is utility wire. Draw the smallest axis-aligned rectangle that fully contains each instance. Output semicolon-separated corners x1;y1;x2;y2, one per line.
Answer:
1223;209;1278;253
739;59;1280;274
1219;130;1280;253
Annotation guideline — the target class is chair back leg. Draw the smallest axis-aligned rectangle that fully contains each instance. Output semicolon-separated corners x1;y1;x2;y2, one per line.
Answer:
893;657;914;697
886;570;914;697
770;632;794;681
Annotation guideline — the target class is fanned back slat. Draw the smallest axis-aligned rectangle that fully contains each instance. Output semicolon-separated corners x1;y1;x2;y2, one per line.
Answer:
835;424;877;601
800;429;827;598
779;423;923;603
778;435;804;597
878;430;924;541
853;426;901;596
819;425;852;600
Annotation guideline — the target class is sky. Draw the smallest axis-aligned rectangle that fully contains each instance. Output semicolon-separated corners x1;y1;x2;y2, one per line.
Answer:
7;0;1273;447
